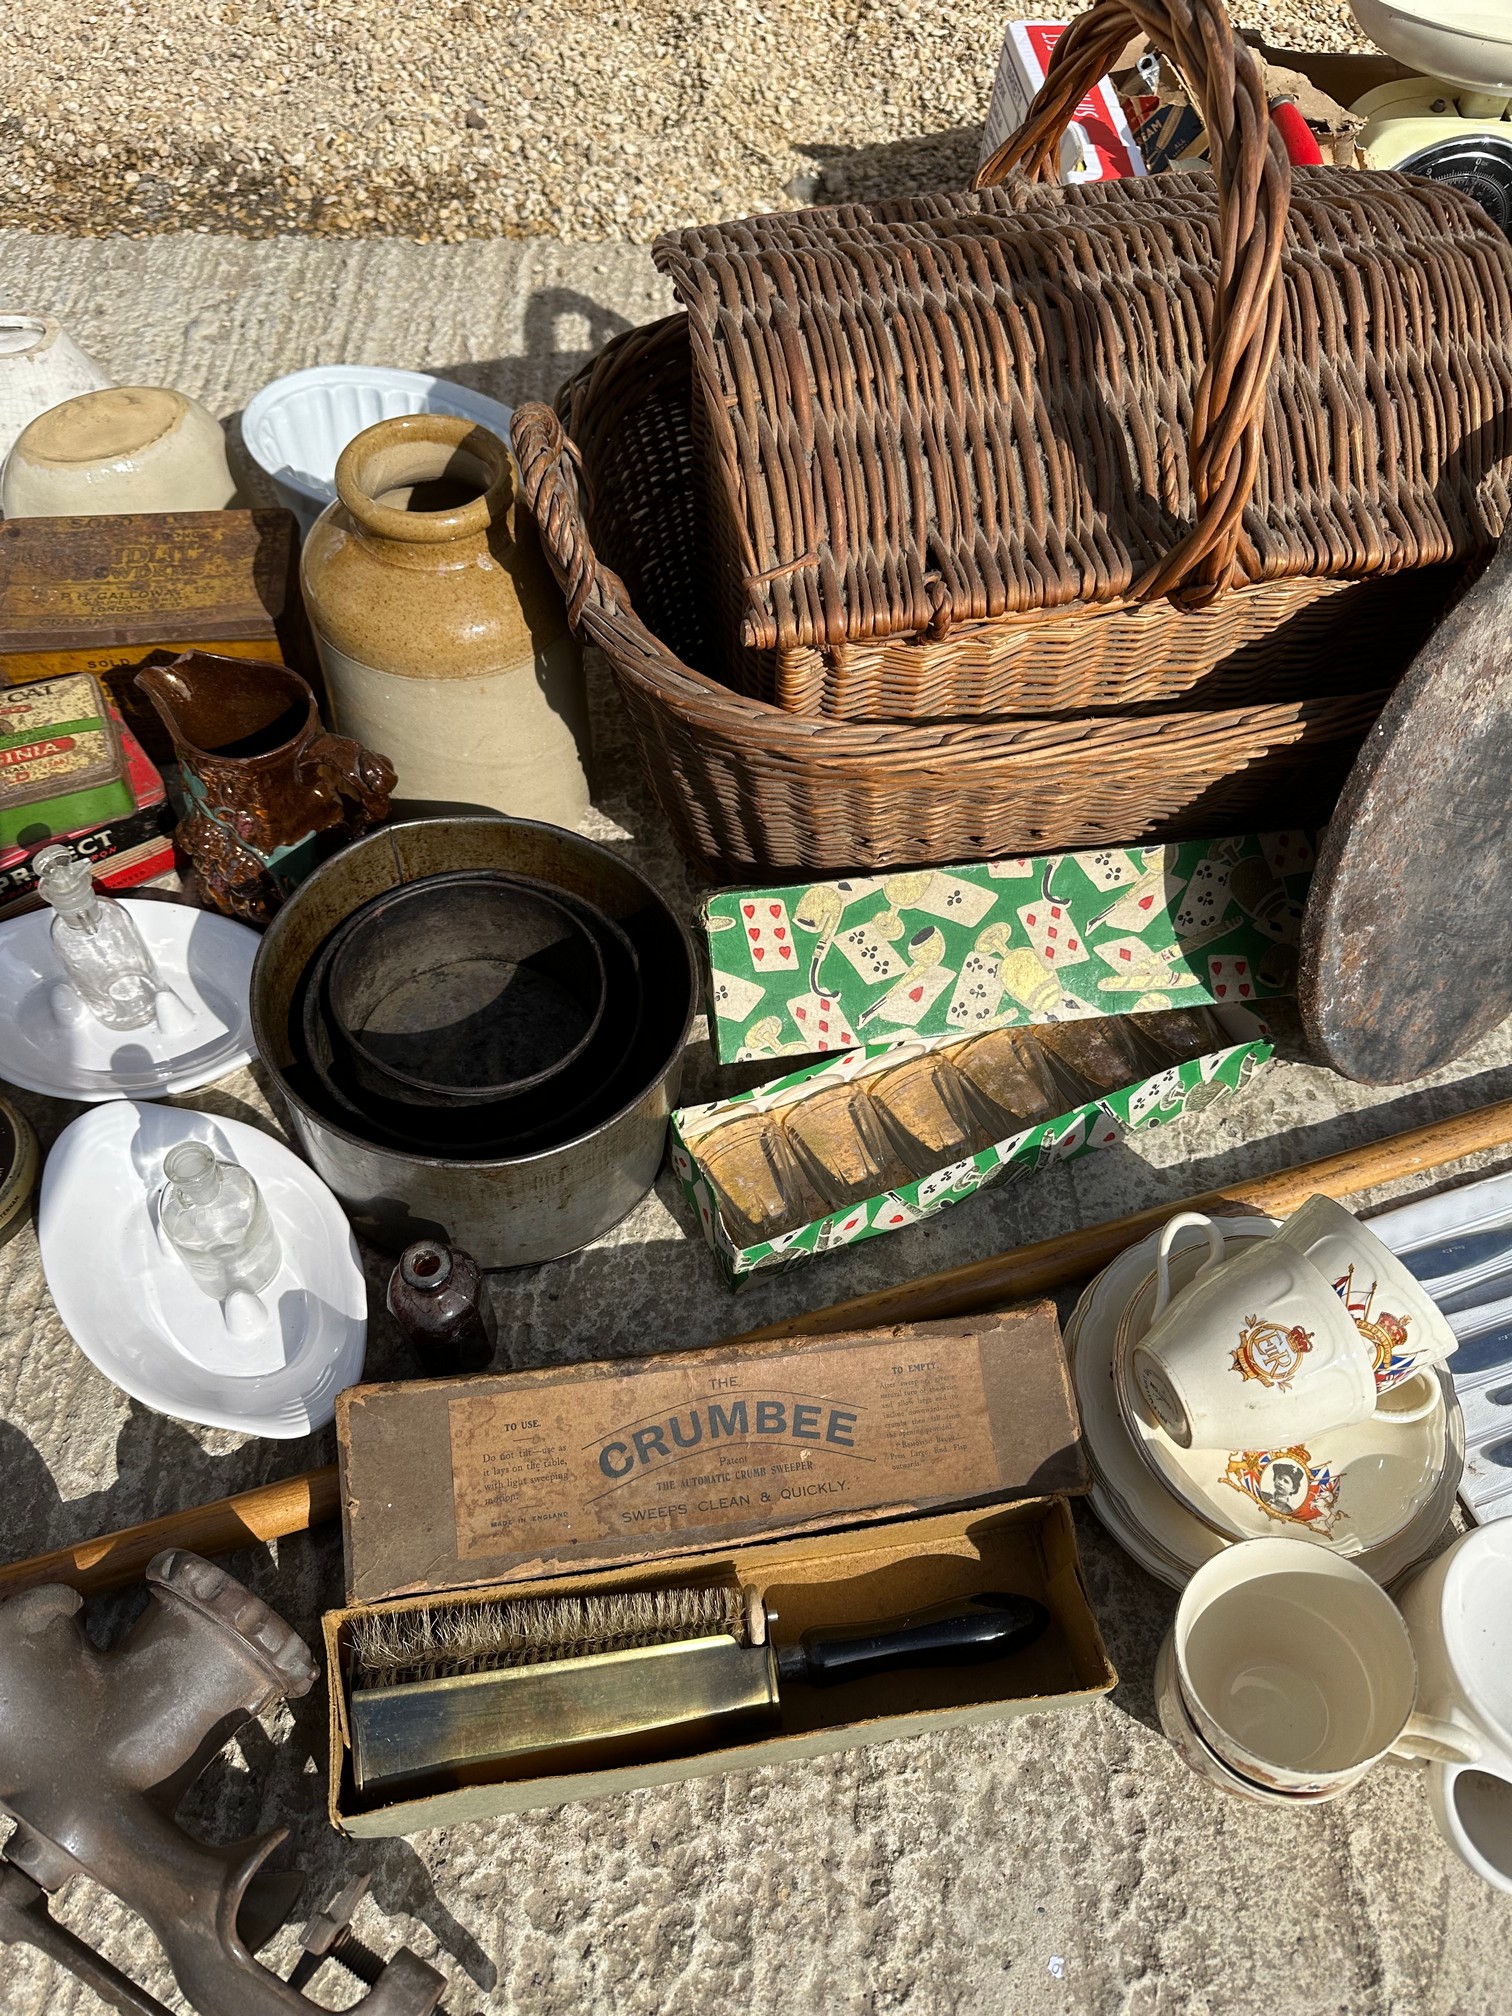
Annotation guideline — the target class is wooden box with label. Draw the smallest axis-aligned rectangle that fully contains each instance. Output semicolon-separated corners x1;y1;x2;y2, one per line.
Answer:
0;509;313;760
326;1304;1114;1834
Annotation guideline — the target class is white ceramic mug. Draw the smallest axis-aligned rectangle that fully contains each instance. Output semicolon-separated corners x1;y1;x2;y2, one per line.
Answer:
1173;1539;1478;1797
1274;1194;1459;1395
1130;1212;1381;1449
1397;1525;1512;1893
1154;1629;1348;1805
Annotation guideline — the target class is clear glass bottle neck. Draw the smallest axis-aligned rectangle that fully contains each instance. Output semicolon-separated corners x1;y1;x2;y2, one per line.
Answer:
35;845;103;927
164;1144;222;1205
53;893;101;928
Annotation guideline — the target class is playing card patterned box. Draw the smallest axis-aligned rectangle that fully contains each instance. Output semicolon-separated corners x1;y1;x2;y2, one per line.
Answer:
701;831;1313;1066
672;1011;1272;1285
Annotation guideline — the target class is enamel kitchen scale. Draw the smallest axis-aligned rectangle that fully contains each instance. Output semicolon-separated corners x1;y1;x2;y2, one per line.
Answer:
1349;1;1512;236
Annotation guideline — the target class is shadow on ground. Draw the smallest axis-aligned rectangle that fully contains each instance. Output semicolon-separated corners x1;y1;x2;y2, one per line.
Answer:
798;127;987;205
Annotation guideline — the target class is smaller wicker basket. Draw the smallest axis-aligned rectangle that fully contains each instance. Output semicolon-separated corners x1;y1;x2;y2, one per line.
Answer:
514;317;1388;879
649;0;1512;722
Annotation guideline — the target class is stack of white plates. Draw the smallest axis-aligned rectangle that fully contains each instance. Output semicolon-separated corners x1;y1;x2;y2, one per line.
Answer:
1068;1215;1463;1588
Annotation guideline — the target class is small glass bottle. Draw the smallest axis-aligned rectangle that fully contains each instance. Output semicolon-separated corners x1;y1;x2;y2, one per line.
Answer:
386;1240;497;1376
34;844;161;1030
159;1141;282;1299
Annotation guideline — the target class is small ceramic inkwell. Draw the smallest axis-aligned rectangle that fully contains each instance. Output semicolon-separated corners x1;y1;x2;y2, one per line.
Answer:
386;1239;497;1375
135;651;396;924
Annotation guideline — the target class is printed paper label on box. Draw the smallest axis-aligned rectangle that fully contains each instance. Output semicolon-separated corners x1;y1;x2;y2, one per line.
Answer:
446;1338;997;1559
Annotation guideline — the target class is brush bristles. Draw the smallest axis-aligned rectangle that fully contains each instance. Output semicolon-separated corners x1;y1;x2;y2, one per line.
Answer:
351;1583;751;1687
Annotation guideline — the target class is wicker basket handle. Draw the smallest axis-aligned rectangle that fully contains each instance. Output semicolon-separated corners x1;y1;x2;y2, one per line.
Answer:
511;403;618;631
973;0;1291;608
513;398;708;697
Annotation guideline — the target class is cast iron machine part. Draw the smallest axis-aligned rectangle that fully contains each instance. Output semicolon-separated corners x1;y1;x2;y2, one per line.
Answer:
0;1547;446;2016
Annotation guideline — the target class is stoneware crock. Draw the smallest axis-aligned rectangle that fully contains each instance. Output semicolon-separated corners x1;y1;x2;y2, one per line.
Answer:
2;385;235;516
0;313;112;468
300;414;590;826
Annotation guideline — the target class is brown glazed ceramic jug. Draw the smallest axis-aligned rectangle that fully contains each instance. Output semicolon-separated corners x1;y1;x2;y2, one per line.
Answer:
136;650;396;923
300;414;590;823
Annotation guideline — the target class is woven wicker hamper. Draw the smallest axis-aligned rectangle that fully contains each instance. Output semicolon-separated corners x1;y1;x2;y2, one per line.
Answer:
516;316;1386;876
513;0;1512;874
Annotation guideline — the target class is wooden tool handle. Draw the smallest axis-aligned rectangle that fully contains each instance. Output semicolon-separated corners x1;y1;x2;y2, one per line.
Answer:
0;1464;341;1600
7;1098;1511;1602
735;1097;1512;1343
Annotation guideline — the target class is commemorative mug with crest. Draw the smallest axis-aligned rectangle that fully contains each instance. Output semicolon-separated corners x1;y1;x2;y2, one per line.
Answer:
1130;1212;1381;1450
1273;1194;1459;1395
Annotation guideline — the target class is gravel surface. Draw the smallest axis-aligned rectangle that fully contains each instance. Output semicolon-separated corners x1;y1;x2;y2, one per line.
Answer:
1;0;1370;241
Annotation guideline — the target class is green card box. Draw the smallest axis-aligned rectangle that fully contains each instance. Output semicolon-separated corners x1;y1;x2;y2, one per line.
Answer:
672;1012;1273;1286
701;831;1313;1064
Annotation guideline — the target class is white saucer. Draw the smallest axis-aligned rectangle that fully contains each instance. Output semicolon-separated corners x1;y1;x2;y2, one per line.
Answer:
1067;1216;1463;1589
1114;1244;1450;1556
39;1101;366;1436
0;900;257;1100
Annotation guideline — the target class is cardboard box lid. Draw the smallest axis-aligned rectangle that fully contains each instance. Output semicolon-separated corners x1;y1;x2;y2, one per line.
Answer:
701;830;1312;1063
337;1304;1087;1607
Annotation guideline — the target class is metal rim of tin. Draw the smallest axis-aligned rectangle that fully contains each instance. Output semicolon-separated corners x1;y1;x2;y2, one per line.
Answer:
321;869;610;1106
250;816;697;1174
0;1091;39;1244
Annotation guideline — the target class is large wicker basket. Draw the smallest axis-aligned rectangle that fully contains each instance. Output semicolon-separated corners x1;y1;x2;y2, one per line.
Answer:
513;314;1388;877
647;0;1512;721
511;0;1512;875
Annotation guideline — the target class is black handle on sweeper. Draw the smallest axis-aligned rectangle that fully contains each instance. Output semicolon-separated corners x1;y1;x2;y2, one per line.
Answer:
775;1592;1050;1688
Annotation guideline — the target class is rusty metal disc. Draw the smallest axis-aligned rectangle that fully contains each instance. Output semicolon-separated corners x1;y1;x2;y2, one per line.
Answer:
1299;544;1512;1085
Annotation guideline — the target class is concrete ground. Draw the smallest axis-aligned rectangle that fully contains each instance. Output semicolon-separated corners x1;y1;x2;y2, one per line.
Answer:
2;230;1511;2014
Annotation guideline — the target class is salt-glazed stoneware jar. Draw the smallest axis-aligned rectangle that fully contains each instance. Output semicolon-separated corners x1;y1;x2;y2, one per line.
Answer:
0;313;112;467
1;385;236;516
300;413;590;825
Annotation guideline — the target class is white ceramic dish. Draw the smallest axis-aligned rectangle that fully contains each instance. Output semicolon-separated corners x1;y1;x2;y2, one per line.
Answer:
1114;1245;1449;1555
0;899;256;1100
1350;0;1512;94
1067;1217;1463;1589
241;366;514;531
39;1102;366;1436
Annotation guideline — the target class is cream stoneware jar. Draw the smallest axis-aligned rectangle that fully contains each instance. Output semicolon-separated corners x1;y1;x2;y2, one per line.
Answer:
301;413;589;826
1;385;235;517
0;313;112;468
